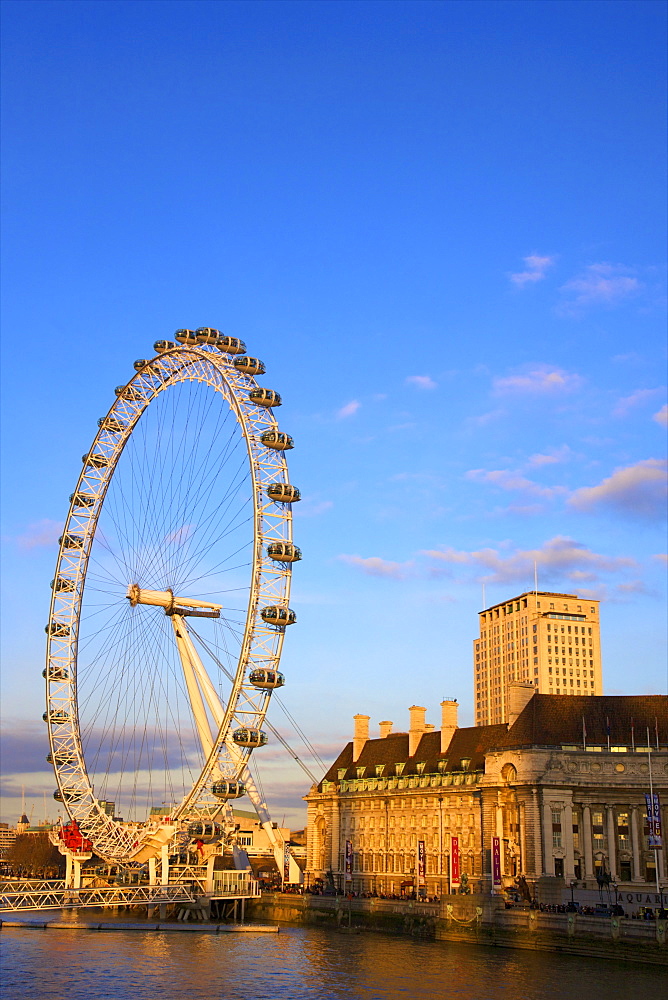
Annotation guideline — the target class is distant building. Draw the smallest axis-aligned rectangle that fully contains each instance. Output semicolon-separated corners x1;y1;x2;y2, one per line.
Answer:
305;692;667;902
474;591;602;726
0;823;17;858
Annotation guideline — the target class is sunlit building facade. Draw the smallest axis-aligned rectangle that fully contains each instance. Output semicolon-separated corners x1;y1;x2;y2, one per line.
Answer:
474;591;602;726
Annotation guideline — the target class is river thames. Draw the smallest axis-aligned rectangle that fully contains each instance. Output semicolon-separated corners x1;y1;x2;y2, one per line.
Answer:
1;918;664;1000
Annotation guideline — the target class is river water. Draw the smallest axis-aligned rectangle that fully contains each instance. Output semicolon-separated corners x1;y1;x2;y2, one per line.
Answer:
1;914;664;1000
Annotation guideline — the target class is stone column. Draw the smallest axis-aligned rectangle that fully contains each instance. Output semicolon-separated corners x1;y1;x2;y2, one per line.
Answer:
582;805;594;880
532;788;542;878
496;796;505;877
542;799;553;875
519;801;527;875
630;806;642;882
330;798;340;873
563;800;575;880
606;805;617;877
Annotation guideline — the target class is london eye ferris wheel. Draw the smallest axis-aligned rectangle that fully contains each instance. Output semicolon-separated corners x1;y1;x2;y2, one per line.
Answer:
43;329;301;863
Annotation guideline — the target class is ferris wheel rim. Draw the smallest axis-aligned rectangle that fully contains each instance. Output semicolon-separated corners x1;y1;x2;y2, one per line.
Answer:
44;341;296;861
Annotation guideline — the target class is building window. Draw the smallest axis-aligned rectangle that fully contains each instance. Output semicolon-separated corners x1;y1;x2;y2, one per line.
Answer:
554;858;564;877
592;812;604;850
617;813;630;852
552;810;562;848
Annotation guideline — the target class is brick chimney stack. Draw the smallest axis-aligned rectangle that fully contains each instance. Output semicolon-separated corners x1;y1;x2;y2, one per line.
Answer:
440;699;458;753
507;682;535;728
408;705;427;756
353;714;370;762
378;720;393;739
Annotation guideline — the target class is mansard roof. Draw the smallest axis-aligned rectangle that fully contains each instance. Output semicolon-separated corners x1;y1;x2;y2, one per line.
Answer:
318;694;668;790
502;693;667;750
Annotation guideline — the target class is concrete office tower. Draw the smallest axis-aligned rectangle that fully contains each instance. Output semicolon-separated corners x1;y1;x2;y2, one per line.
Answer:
474;591;602;726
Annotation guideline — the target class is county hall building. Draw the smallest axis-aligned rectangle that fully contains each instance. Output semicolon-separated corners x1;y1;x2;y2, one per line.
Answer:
305;689;667;902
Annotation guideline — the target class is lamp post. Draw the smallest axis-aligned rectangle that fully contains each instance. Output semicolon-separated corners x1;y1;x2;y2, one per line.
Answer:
569;879;577;907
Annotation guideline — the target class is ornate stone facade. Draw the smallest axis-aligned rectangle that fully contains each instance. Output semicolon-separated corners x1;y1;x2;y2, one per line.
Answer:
305;692;667;901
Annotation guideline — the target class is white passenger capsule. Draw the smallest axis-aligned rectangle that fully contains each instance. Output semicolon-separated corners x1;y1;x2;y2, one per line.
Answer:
266;484;301;503
249;668;285;690
232;728;268;748
260;430;294;451
260;606;297;626
211;780;246;799
267;542;301;562
249;388;282;408
217;335;246;355
234;356;266;376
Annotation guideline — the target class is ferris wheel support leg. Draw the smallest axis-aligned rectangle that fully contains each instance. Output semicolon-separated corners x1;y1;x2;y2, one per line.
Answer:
148;857;158;886
161;843;170;886
171;616;215;759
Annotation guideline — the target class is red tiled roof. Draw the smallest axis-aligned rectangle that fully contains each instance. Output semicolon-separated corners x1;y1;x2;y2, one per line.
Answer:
318;694;668;790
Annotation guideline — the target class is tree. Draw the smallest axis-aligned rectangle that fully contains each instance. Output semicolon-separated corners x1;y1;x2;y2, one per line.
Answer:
6;833;64;877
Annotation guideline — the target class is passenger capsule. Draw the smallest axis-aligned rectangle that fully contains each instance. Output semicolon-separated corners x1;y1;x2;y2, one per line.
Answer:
115;385;145;401
45;622;71;637
260;430;294;451
260;606;297;626
98;416;125;433
51;577;75;593
133;359;150;371
47;751;77;766
59;534;84;550
83;453;109;469
174;329;198;346
217;335;246;355
154;340;177;353
211;780;246;800
53;788;82;803
70;492;95;508
249;668;285;690
266;483;301;503
234;356;266;376
43;710;70;724
195;327;221;345
267;542;301;563
249;388;282;408
233;728;268;748
187;821;223;839
43;666;70;680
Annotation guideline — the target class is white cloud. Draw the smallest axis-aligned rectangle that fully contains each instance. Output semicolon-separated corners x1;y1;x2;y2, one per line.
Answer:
405;375;437;390
559;262;642;314
466;468;566;499
293;500;333;518
338;554;412;579
16;519;62;550
569;459;667;520
493;365;583;395
336;400;361;419
509;254;555;287
526;445;572;468
423;536;635;585
613;387;664;418
653;404;668;427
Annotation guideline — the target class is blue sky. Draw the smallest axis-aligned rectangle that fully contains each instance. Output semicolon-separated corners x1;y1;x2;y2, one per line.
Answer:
1;0;666;828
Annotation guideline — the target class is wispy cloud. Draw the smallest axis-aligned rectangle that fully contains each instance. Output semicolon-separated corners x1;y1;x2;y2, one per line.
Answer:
338;554;412;579
509;254;555;287
653;404;668;427
336;400;361;419
16;519;62;550
466;468;567;499
493;365;583;395
569;458;667;519
526;445;572;468
293;499;333;518
559;262;642;315
405;375;437;390
613;387;664;418
423;536;635;585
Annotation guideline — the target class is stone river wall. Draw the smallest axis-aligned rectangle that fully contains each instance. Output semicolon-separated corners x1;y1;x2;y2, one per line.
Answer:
247;893;667;966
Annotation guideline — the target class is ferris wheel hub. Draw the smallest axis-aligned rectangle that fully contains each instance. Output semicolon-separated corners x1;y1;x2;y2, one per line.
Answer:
126;585;222;618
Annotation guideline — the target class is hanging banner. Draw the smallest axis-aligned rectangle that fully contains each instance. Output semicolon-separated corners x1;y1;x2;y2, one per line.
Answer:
645;793;663;848
345;839;353;881
283;845;291;883
450;835;460;892
417;840;426;886
492;836;502;888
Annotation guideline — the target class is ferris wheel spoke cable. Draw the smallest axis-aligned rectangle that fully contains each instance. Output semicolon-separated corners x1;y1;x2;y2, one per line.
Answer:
189;627;321;785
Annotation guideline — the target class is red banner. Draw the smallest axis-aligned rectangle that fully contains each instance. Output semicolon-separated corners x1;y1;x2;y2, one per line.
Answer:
417;840;426;885
492;835;502;887
450;835;460;892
